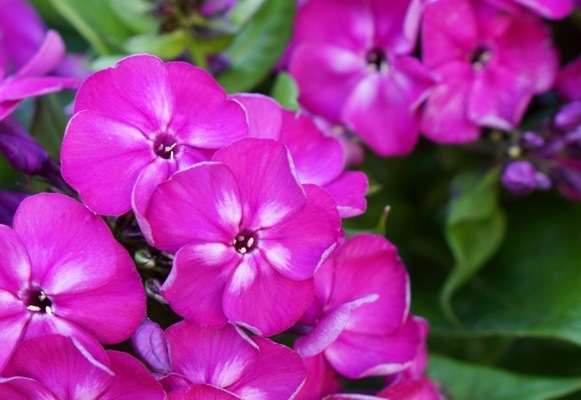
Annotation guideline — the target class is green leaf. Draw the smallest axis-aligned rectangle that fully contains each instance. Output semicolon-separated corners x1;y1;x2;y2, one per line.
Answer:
124;30;188;60
217;0;295;92
107;0;157;35
271;72;299;111
428;355;581;400
441;168;506;323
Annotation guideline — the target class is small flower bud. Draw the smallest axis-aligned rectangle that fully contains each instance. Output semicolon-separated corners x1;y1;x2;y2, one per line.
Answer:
502;161;551;195
0;191;28;226
0;118;48;175
520;131;545;150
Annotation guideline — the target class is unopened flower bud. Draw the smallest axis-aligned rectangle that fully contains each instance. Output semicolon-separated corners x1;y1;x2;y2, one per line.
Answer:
555;101;581;131
520;131;545;150
0;118;48;175
502;161;551;195
131;319;171;374
0;191;28;226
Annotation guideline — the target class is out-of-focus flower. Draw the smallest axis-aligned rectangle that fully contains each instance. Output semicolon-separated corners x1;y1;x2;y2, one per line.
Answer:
0;190;27;226
484;0;573;19
502;160;551;194
556;56;581;103
0;193;146;369
0;334;165;399
288;0;434;156
233;93;368;218
146;139;341;336
0;117;48;174
160;321;306;399
293;234;421;379
421;0;558;143
0;0;81;121
61;54;248;217
199;0;236;17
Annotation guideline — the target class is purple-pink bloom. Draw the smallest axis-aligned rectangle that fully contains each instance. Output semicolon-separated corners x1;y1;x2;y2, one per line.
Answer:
288;0;434;156
421;0;558;143
232;93;368;218
0;0;80;121
146;138;341;336
502;160;551;194
484;0;573;19
160;321;306;399
61;54;248;217
0;334;165;399
132;319;172;375
0;193;146;369
293;234;421;379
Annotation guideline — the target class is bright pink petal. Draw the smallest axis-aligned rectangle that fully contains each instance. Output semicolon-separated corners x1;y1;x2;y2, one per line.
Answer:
325;317;421;379
3;335;114;400
212;139;306;229
61;110;152;216
556;56;581;102
322;171;368;218
0;377;58;400
145;162;242;253
290;42;366;123
370;0;422;54
260;184;340;281
49;242;146;344
161;241;239;326
513;0;573;19
166;62;248;148
330;234;410;335
15;31;65;78
229;337;306;400
101;351;166;400
230;93;283;140
74;54;174;133
166;322;259;388
0;225;31;292
169;384;241;400
421;62;481;143
0;76;78;101
12;193;127;294
0;309;28;370
295;295;378;358
295;354;341;400
378;378;442;400
223;253;315;336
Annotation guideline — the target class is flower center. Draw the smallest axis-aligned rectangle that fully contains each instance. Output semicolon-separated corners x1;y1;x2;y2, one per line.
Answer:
470;45;492;70
25;289;53;315
366;48;389;73
233;230;257;254
154;134;178;160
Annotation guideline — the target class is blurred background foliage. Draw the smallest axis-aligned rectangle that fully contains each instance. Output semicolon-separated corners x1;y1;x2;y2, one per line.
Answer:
2;0;579;398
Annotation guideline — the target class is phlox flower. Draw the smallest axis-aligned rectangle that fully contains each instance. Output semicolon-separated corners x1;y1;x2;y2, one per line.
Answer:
293;234;421;379
484;0;573;19
232;93;368;218
160;321;306;400
145;138;341;336
61;54;248;217
0;334;165;399
0;0;80;121
0;193;146;369
288;0;434;156
421;0;558;143
294;354;341;400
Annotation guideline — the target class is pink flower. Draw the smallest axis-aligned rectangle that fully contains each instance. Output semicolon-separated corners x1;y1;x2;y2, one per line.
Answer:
293;234;421;379
232;93;368;218
421;0;558;143
0;334;165;399
556;56;581;102
0;0;80;121
484;0;573;19
288;0;434;156
0;193;146;369
61;54;248;216
161;321;306;400
294;354;341;400
145;138;341;336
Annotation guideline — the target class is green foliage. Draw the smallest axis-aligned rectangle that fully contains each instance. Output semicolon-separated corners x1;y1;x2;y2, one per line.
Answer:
271;72;299;111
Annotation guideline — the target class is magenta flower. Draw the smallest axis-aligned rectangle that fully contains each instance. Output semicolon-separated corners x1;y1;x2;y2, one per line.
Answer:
0;334;165;399
61;54;248;217
0;0;80;121
556;56;581;103
293;234;421;379
484;0;573;19
0;193;146;369
294;354;341;400
232;93;368;218
288;0;434;156
421;0;558;143
145;138;341;336
160;321;306;399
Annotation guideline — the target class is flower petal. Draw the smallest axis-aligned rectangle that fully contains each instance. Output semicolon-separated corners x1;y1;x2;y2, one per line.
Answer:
0;225;31;293
322;171;368;218
0;309;28;370
370;0;422;54
15;30;65;78
230;93;283;140
169;384;242;400
295;354;341;400
0;377;58;400
0;76;78;101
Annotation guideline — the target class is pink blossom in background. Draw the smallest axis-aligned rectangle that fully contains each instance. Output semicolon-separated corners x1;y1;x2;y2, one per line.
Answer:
0;193;146;369
421;0;558;143
0;0;81;121
232;93;368;218
294;353;341;400
146;138;341;336
288;0;434;156
0;334;165;399
484;0;573;19
61;54;248;217
556;56;581;102
161;321;306;399
293;234;421;379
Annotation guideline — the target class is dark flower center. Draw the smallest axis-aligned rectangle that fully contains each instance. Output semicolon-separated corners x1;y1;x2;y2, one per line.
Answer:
25;289;53;314
154;135;178;160
233;231;257;254
366;48;389;72
470;45;492;69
